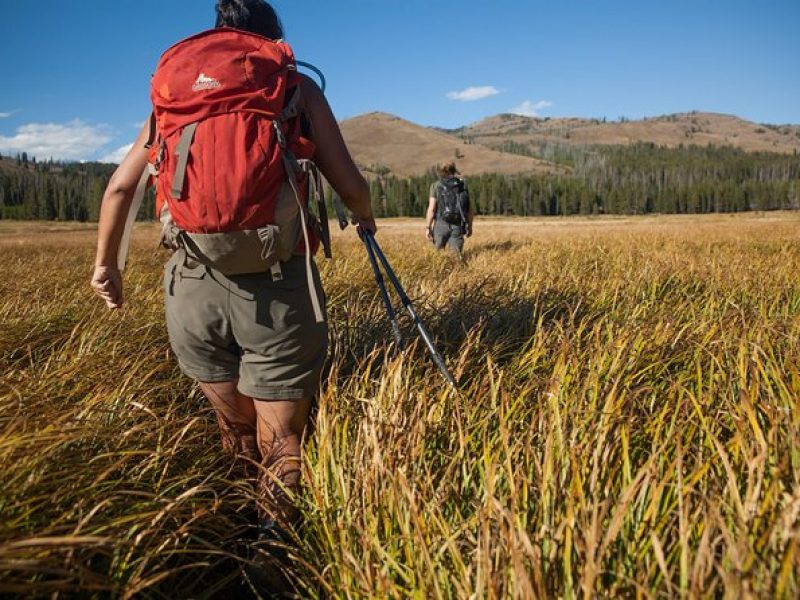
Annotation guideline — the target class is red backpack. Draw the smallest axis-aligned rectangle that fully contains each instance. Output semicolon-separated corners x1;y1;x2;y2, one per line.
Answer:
120;27;328;321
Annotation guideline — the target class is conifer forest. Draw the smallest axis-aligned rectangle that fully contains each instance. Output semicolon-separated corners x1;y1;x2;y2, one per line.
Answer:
2;143;798;222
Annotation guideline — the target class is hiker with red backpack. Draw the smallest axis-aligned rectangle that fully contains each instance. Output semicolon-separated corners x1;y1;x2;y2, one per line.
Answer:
425;161;473;256
91;0;375;591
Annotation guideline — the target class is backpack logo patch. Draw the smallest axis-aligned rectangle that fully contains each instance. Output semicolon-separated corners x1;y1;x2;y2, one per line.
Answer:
192;73;221;92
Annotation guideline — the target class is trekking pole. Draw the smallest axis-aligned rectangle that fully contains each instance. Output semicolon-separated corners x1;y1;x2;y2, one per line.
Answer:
363;231;405;350
334;191;403;347
333;193;457;389
362;231;457;390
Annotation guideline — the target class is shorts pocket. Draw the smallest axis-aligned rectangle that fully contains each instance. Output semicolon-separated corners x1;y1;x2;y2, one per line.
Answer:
178;251;208;281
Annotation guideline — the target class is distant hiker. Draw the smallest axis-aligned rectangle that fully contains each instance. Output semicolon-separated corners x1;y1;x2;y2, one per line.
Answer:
426;161;473;256
90;0;375;591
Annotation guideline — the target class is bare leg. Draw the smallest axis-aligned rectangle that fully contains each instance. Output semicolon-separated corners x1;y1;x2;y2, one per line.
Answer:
199;381;259;466
240;399;311;594
252;397;312;528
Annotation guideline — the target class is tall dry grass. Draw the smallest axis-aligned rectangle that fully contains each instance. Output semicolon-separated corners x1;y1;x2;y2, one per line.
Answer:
0;213;798;598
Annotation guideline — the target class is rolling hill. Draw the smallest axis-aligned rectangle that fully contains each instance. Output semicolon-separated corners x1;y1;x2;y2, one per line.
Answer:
338;112;570;178
447;111;800;155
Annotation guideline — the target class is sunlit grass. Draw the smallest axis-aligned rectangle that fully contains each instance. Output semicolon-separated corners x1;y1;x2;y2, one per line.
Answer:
1;212;799;598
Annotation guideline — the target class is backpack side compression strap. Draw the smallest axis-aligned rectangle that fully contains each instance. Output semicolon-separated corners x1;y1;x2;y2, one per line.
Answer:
282;150;324;324
171;122;199;199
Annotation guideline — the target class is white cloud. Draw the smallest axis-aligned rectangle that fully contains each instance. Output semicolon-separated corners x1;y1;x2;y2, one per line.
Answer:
510;100;553;117
446;86;500;102
99;143;134;164
0;112;12;119
0;119;112;161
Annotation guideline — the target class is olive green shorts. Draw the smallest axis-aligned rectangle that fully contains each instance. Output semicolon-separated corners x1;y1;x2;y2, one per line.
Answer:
163;249;328;400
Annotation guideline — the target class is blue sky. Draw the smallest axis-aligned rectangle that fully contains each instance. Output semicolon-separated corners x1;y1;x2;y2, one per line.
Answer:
0;0;798;162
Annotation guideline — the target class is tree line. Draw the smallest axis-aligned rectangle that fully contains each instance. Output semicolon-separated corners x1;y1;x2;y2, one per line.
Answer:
366;144;800;218
0;155;150;221
1;143;799;222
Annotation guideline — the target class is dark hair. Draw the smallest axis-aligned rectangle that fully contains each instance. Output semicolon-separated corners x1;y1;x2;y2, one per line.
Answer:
215;0;283;40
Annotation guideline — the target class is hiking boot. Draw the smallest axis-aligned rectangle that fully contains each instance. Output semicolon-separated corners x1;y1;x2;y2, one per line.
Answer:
241;520;297;598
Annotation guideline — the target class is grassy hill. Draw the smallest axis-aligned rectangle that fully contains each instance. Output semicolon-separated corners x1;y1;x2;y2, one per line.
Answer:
339;112;570;178
447;111;800;155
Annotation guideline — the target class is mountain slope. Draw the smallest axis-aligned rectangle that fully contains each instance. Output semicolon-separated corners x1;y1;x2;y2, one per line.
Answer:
451;112;800;154
339;112;569;177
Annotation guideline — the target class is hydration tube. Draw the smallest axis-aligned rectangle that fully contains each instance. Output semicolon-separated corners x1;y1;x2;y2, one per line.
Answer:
297;60;326;93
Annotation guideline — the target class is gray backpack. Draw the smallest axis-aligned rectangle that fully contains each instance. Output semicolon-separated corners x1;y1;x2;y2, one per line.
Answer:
437;177;469;225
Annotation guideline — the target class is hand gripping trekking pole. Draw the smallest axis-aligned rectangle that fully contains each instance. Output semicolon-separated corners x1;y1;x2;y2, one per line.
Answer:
362;231;457;390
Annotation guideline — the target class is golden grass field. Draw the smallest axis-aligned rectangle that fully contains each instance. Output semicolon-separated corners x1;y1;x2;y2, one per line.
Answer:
1;213;799;598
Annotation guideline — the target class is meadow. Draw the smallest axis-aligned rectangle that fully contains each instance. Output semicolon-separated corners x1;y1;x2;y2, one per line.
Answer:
0;213;798;598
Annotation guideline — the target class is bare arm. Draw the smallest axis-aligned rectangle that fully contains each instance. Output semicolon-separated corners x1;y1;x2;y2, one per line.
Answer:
91;121;150;308
300;75;375;233
425;196;436;240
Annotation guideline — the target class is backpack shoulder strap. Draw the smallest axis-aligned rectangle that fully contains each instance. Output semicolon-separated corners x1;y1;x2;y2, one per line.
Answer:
118;160;157;271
